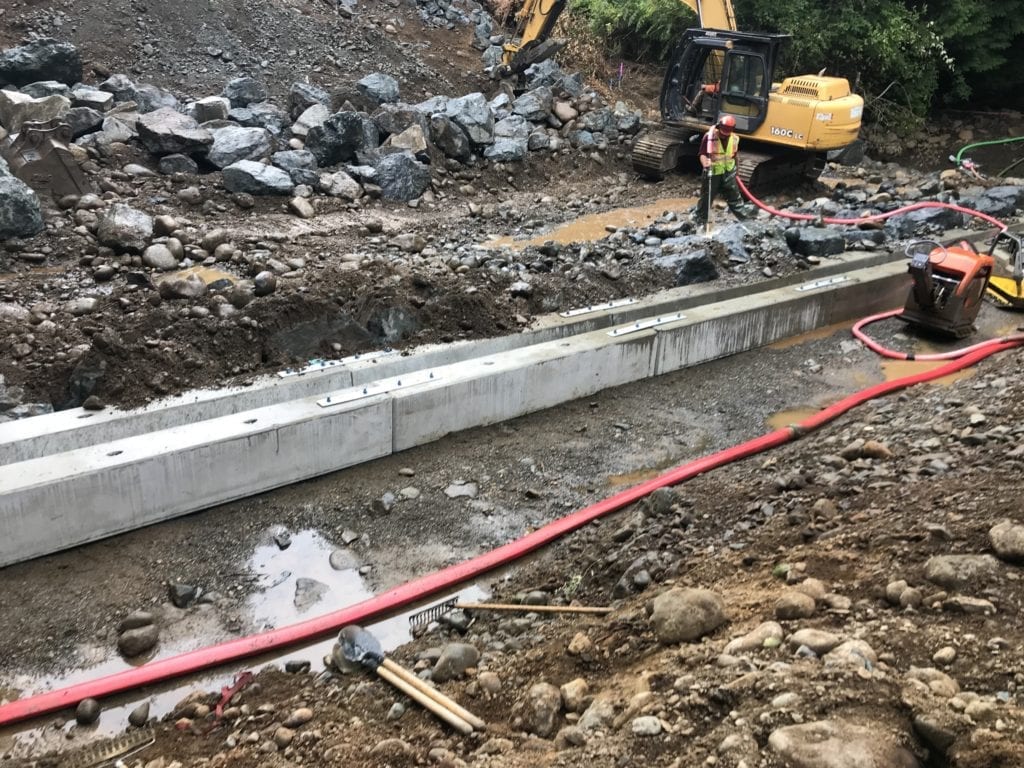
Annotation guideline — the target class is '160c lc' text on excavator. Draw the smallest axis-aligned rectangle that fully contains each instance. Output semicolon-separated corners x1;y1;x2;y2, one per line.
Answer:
495;0;864;187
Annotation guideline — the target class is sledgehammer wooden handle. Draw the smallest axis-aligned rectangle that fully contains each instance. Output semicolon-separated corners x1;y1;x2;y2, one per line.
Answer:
380;658;486;731
460;602;611;615
376;666;474;735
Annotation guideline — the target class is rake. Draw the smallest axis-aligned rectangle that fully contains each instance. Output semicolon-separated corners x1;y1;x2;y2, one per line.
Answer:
408;597;611;629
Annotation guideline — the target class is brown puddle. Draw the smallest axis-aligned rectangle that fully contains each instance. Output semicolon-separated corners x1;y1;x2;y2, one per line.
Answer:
766;407;822;431
768;321;852;350
156;265;237;287
606;467;662;487
881;359;977;386
487;197;697;250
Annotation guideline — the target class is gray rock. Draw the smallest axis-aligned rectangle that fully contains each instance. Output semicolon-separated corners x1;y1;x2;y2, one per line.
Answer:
253;270;277;296
525;682;561;737
75;698;101;725
118;625;159;657
292;103;330;138
0;91;70;134
429;114;471;161
222;76;267;108
184;96;230;123
524;59;563;89
273;149;318;174
578;697;616;731
416;95;450;115
785;226;846;257
319;170;362;200
775;590;817;620
923;554;1001;589
329;548;357;570
649;587;726;644
97;204;153;252
168;582;199;608
128;702;150;727
769;720;919;768
133;84;177;114
788;628;842;655
989;519;1024;563
65;106;104;138
374;151;431;201
444;481;478;499
912;712;959;756
632;716;663;736
445;92;494;145
485;137;528;162
159;154;199;175
724;621;785;653
70;86;114;112
118;610;155;632
960;185;1024;217
654;246;719;285
432;642;480;682
142;244;179;271
294;577;329;611
232;101;288;135
0;39;82;88
137;108;213;156
20;80;69;99
824;639;877;670
886;206;964;238
305;111;380;167
528;130;551;151
98;73;139;103
158;273;207;300
512;86;553;122
579;107;611;133
207;127;273;169
222;160;294;196
387;124;429;153
288;82;330;120
371;102;429;138
0;175;44;240
67;297;99;316
494;115;530;140
357;72;400;105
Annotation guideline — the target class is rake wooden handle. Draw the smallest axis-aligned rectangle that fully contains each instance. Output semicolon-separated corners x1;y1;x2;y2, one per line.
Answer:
381;659;486;731
458;602;611;615
376;666;473;735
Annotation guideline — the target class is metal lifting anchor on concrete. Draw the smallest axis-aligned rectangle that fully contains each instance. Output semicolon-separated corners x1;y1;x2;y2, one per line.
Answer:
337;625;486;735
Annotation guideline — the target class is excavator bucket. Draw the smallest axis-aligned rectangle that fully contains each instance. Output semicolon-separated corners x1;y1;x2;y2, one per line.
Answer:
1;119;92;198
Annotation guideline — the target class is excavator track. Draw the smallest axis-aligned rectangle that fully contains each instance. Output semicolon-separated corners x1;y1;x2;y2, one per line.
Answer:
631;128;692;179
737;149;825;190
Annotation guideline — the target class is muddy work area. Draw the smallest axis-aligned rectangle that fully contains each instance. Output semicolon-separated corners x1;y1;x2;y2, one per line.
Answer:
1;308;1023;768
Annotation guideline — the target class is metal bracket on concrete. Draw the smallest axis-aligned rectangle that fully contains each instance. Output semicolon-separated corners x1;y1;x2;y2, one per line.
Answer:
317;369;440;408
607;313;686;337
794;276;850;292
559;298;638;318
278;349;398;378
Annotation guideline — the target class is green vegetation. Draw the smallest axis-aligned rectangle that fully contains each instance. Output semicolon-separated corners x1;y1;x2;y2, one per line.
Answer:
567;0;1024;115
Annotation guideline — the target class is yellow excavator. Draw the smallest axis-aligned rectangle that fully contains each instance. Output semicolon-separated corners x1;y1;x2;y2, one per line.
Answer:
496;0;864;186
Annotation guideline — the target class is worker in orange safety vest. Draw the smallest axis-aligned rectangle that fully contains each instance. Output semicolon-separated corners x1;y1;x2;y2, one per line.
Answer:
694;115;754;226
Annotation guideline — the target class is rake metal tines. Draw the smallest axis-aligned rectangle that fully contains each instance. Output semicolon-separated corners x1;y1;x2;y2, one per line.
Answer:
408;597;466;630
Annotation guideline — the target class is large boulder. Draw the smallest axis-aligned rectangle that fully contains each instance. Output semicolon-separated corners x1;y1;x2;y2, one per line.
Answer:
318;170;362;201
960;185;1024;218
98;74;141;104
372;103;429;137
66;107;105;138
207;127;273;169
273;149;318;175
649;587;727;644
184;96;230;124
21;81;70;98
288;82;330;120
654;245;720;286
97;204;154;253
785;226;846;258
70;86;114;112
305;111;380;167
484;138;528;163
134;84;178;114
356;73;400;106
222;160;294;196
0;174;44;240
429;114;471;161
231;102;288;135
222;76;267;108
0;39;82;88
136;108;213;156
886;206;965;238
445;93;494;146
0;91;70;133
768;720;919;768
386;124;429;154
292;104;329;139
494;115;530;140
374;151;431;201
989;519;1024;563
512;86;553;122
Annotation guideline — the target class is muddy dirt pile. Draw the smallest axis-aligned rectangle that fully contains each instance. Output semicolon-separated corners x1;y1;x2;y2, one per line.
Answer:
8;335;1022;768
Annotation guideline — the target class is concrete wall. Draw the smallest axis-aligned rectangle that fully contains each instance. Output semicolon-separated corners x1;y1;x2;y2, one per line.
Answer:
0;261;909;567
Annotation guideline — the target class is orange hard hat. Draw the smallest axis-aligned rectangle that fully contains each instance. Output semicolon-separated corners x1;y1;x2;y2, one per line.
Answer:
718;115;736;133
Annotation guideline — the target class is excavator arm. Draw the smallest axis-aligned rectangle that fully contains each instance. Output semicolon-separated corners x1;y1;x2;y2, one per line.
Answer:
497;0;736;77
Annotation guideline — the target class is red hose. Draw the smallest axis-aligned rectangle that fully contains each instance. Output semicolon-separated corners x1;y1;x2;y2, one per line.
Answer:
735;176;1008;232
852;309;1024;360
1;339;1019;727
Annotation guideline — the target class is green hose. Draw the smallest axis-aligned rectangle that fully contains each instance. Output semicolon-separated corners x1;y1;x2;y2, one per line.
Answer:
953;135;1024;169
